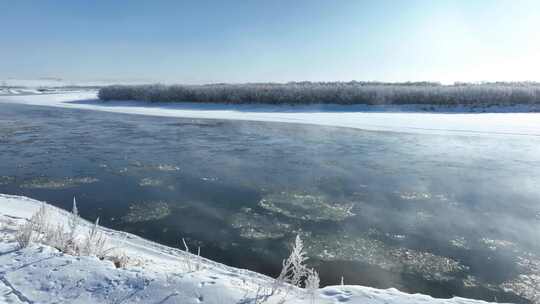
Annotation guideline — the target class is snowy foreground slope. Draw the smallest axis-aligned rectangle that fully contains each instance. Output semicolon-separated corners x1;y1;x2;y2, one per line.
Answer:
0;194;498;304
1;92;540;137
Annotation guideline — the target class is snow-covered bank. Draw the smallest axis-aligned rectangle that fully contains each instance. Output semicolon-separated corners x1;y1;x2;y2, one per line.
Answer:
0;87;91;97
1;92;540;137
0;194;498;304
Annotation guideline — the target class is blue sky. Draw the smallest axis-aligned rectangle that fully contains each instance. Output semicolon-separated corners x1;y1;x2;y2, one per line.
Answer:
1;0;538;83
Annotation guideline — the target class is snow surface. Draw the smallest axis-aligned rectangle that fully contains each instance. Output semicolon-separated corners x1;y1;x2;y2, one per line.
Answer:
1;92;540;137
0;193;499;304
0;78;138;88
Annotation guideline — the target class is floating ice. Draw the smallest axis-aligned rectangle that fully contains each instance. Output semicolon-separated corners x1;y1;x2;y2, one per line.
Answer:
20;177;98;189
397;191;452;204
129;161;179;172
0;176;14;185
138;177;164;187
259;192;355;222
121;201;171;223
156;164;180;172
399;191;433;200
201;177;218;182
449;237;470;250
480;238;515;251
72;177;99;184
304;232;468;281
501;254;540;303
230;208;292;240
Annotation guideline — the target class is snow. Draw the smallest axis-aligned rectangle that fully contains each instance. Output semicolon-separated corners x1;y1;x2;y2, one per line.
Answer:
1;92;540;137
0;193;499;304
0;78;130;88
0;78;81;88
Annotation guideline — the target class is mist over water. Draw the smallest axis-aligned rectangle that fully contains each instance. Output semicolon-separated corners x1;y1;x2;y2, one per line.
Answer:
0;103;538;303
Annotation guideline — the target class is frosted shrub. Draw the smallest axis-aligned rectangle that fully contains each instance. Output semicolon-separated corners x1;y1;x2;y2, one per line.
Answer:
45;223;71;253
49;197;83;254
81;217;107;257
69;197;79;241
271;234;321;301
275;235;309;288
181;237;203;272
14;198;111;260
32;204;49;235
305;268;320;291
305;268;320;304
15;221;34;249
15;204;49;249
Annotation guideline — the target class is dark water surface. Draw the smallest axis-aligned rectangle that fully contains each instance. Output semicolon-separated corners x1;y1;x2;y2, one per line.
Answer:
1;103;539;303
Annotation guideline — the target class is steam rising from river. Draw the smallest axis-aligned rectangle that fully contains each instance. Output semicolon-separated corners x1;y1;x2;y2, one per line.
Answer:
1;104;539;302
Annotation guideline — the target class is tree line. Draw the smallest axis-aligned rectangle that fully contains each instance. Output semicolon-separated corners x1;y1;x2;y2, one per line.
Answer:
98;82;540;106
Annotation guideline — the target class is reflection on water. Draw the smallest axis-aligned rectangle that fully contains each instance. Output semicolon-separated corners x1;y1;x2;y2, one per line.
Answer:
0;103;539;303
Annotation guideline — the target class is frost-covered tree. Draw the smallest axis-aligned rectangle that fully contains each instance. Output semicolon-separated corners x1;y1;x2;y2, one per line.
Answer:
276;235;309;288
98;82;540;106
271;234;323;303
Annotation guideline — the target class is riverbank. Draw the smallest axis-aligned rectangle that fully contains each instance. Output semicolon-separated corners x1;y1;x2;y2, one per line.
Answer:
0;193;498;304
1;91;540;137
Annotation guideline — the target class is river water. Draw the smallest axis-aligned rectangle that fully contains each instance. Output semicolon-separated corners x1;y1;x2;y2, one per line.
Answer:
1;102;539;303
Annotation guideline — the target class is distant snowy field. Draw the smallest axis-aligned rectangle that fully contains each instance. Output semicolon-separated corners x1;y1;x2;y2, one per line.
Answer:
1;91;540;137
0;78;124;88
0;194;498;304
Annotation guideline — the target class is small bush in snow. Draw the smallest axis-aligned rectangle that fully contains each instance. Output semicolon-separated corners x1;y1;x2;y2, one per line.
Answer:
15;204;49;249
14;198;110;259
82;217;107;257
305;268;320;303
181;237;203;272
12;198;140;271
305;268;320;291
15;221;34;249
45;223;74;254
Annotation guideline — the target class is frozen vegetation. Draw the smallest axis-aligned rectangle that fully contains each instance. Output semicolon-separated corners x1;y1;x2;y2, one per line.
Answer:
98;82;540;106
2;90;540;137
0;194;504;304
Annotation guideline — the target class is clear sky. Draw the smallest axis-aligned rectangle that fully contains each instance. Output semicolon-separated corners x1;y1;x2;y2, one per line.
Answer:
1;0;539;84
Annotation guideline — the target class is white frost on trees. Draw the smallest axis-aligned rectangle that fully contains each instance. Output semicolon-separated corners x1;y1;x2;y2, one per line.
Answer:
274;235;320;291
98;82;540;106
276;235;309;287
